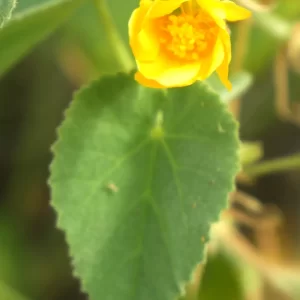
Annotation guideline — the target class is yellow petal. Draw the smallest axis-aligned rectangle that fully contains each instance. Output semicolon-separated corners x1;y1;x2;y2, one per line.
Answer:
132;28;160;61
196;0;250;28
217;62;232;90
129;5;160;61
196;0;220;9
135;72;166;88
196;0;227;29
220;1;252;21
197;36;225;80
216;29;232;90
157;63;201;87
137;56;168;78
220;27;232;63
137;34;225;87
137;54;200;87
128;1;152;37
148;0;189;18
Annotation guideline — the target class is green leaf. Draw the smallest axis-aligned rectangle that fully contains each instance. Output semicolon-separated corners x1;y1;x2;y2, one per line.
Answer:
50;74;239;300
0;0;17;26
14;0;53;13
0;281;29;300
0;0;82;77
198;252;244;300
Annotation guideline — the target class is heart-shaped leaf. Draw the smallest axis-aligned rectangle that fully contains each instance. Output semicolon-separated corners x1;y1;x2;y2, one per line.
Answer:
50;74;240;300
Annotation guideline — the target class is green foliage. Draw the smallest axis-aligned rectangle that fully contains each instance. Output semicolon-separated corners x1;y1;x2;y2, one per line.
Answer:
0;0;82;76
0;0;299;299
50;74;239;300
14;0;54;13
0;281;28;300
62;0;137;74
198;252;244;300
0;0;16;26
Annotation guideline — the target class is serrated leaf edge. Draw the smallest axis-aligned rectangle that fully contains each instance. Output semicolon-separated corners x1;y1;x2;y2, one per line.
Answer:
49;73;241;298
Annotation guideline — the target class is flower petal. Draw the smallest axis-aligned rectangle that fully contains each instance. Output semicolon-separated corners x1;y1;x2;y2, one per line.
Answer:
196;0;227;29
129;1;152;37
217;62;232;90
216;29;232;90
137;56;168;78
148;0;189;18
196;0;220;9
133;27;160;61
196;0;250;27
135;72;166;88
157;63;201;87
129;4;160;61
137;55;200;87
220;1;252;22
137;32;226;87
197;35;225;80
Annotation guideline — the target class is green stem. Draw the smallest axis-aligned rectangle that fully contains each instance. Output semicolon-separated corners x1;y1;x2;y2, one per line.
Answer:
244;153;300;177
253;12;292;42
93;0;134;72
0;0;17;27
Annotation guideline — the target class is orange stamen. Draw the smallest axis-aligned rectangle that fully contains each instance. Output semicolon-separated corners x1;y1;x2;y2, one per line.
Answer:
156;9;217;62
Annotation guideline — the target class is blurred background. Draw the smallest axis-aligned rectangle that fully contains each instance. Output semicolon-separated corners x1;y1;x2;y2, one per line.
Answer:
0;0;300;299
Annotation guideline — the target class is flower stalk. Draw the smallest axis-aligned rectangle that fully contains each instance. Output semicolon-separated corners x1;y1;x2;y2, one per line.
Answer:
93;0;134;72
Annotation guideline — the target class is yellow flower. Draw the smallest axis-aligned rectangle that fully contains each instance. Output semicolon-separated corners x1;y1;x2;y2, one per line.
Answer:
129;0;251;89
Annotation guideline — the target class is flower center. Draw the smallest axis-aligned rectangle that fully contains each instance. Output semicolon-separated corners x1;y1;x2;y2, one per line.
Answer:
157;11;217;61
